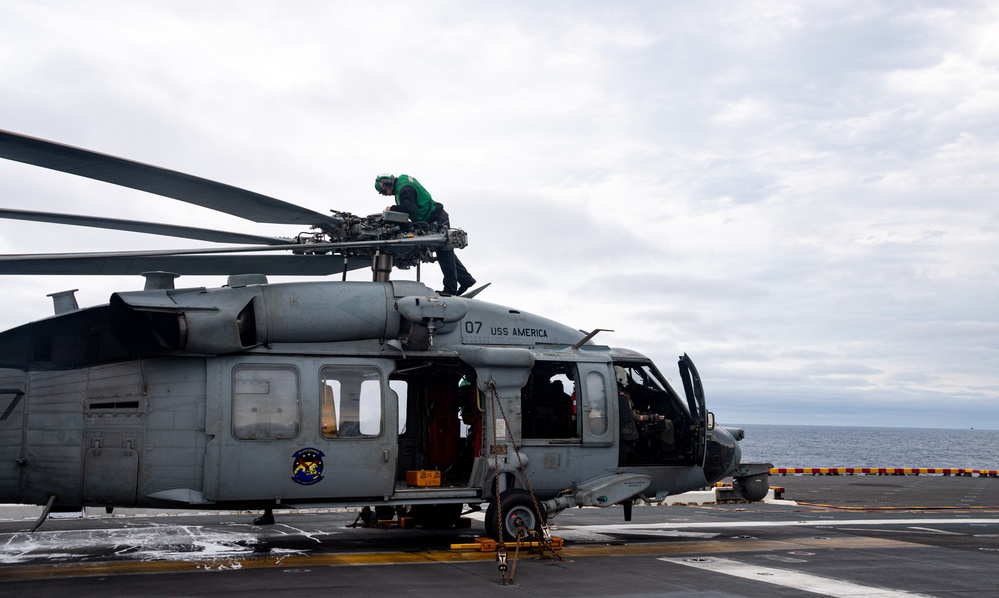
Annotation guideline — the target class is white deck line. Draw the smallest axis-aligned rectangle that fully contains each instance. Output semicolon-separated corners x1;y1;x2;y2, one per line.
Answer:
660;556;934;597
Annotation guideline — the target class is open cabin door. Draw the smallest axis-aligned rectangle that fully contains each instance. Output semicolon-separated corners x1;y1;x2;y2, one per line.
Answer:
204;358;398;504
678;353;707;466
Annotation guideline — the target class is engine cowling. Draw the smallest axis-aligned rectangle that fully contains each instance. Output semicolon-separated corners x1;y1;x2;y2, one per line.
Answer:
108;280;455;355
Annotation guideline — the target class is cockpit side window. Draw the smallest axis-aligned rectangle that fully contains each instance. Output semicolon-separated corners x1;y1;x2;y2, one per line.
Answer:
615;360;692;465
614;362;688;419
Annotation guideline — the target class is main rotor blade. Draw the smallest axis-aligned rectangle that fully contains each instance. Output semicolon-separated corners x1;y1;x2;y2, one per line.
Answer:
0;235;447;263
0;129;341;227
0;234;448;262
0;234;447;275
0;208;296;245
0;254;372;276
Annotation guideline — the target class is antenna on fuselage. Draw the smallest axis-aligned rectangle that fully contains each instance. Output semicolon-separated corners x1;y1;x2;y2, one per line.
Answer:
47;289;79;314
572;328;614;350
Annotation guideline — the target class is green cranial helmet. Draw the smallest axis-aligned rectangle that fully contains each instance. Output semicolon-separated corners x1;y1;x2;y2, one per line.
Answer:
374;174;395;192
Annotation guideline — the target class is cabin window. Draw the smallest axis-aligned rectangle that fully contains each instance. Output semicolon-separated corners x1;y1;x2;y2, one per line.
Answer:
320;366;383;438
584;371;609;436
391;380;408;435
521;362;578;439
232;365;300;441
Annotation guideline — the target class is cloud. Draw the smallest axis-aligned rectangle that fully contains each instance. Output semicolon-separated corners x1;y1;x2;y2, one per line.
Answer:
0;1;997;429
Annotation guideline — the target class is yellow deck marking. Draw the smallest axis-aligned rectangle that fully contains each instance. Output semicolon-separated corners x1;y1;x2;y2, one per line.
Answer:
0;535;919;581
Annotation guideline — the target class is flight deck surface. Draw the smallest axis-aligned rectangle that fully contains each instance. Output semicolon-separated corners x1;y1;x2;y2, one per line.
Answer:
2;474;998;597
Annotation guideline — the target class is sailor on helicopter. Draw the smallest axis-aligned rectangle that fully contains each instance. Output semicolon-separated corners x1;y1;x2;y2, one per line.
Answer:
375;174;476;296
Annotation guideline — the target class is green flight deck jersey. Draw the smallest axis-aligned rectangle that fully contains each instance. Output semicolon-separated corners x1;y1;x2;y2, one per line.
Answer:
393;174;438;223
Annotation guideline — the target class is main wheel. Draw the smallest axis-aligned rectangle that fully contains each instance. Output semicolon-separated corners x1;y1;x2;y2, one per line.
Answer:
484;489;545;541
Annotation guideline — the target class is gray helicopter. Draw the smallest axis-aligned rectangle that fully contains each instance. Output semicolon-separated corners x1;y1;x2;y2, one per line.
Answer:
0;129;771;542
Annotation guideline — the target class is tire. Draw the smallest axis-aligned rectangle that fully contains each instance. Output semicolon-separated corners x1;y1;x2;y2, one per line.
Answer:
484;489;545;542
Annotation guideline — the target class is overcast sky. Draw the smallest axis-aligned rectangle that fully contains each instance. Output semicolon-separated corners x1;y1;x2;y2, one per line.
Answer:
1;1;996;429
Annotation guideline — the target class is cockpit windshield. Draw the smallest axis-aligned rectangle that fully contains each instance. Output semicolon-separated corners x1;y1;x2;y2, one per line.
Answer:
613;361;689;418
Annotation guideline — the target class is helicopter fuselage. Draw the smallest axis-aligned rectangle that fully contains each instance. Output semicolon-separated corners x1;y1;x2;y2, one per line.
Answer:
0;280;760;528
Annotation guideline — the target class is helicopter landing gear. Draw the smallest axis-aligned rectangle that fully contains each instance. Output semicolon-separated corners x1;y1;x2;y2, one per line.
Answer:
485;489;545;542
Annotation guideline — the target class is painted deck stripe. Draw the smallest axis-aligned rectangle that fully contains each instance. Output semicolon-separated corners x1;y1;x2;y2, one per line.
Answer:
660;556;933;597
0;536;916;581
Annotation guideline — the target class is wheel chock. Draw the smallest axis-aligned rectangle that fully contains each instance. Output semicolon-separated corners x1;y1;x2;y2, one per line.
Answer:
450;537;563;552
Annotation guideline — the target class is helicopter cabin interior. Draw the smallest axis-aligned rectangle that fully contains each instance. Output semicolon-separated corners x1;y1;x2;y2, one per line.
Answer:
386;357;700;491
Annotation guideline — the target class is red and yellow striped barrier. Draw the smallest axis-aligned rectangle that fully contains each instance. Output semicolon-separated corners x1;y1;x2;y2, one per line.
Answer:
770;467;999;477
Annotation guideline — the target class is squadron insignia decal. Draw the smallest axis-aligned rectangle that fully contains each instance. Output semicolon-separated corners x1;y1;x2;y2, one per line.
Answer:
291;448;325;485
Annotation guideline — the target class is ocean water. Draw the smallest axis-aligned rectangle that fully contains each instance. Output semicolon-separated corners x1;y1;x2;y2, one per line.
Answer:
732;424;999;469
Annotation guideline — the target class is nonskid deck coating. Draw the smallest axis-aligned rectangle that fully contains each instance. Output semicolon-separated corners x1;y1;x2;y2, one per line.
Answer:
1;474;997;597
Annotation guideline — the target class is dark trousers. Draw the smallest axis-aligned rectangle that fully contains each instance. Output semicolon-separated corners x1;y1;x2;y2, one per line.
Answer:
438;248;474;294
429;204;475;294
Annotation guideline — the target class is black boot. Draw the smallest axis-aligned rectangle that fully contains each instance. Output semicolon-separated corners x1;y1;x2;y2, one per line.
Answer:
254;507;275;525
457;280;476;296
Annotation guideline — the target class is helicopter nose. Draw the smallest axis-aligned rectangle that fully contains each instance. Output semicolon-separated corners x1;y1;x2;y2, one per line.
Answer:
703;426;740;483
